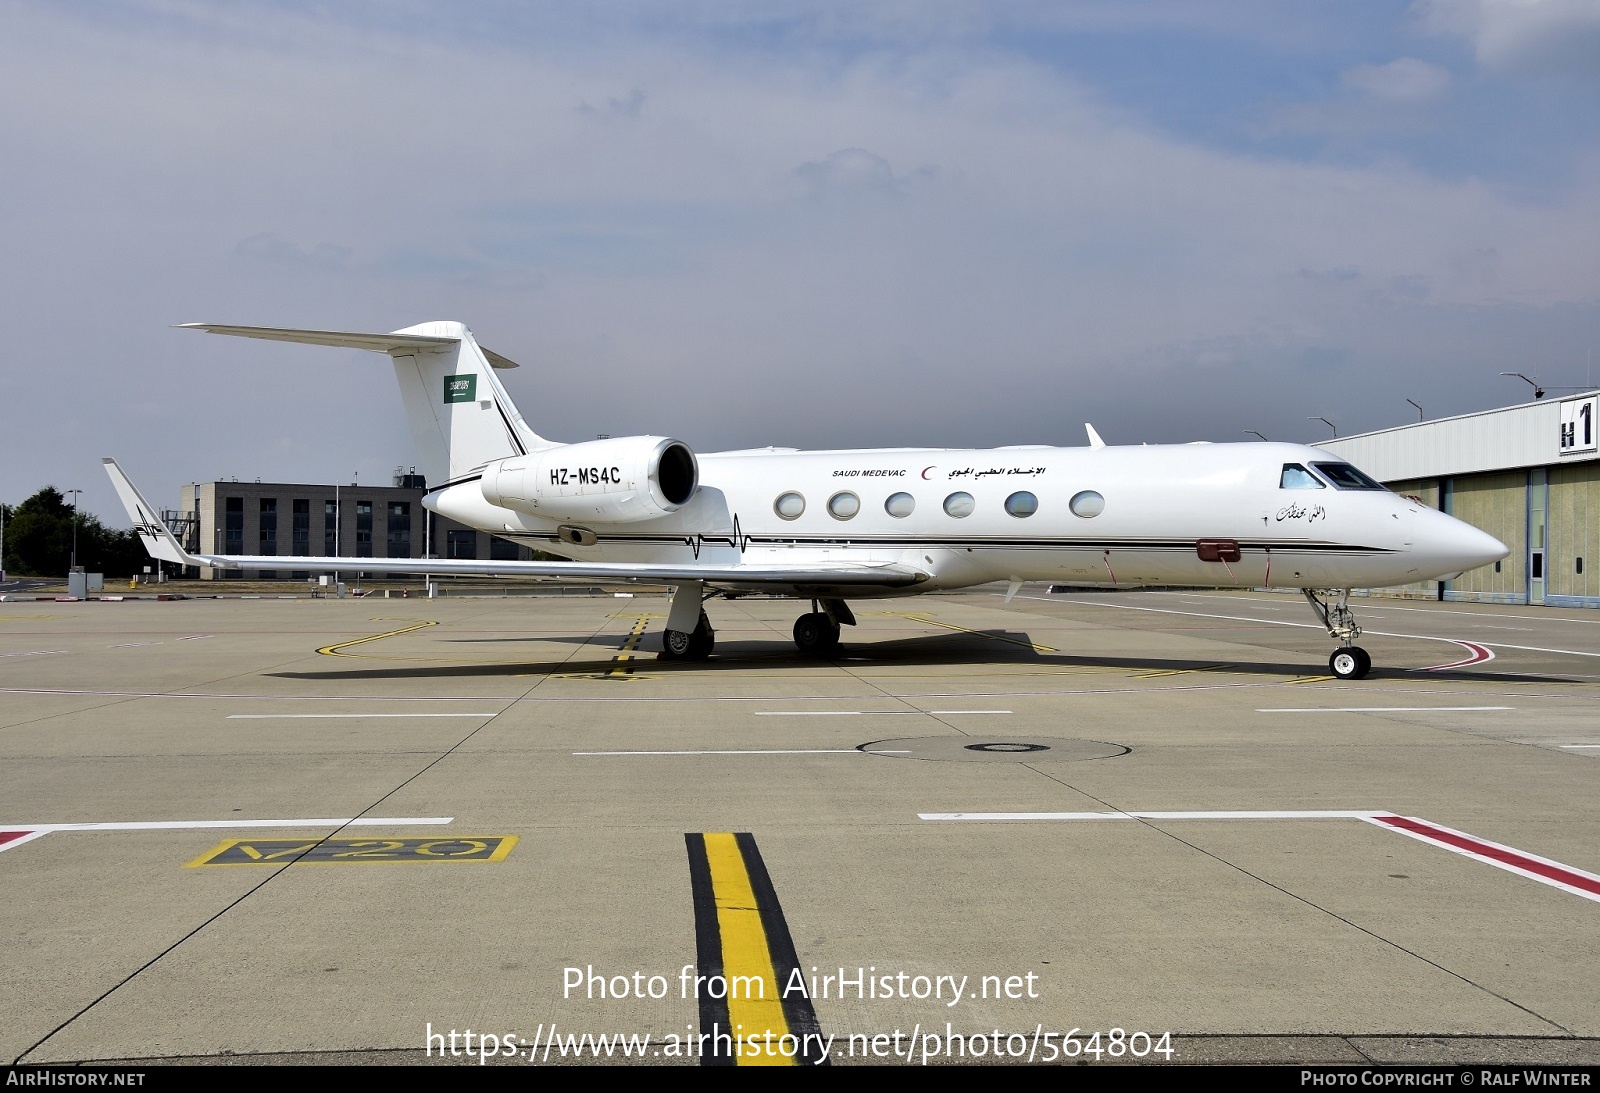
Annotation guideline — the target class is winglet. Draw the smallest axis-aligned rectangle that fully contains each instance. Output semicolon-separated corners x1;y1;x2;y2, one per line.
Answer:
101;458;198;566
1085;423;1106;449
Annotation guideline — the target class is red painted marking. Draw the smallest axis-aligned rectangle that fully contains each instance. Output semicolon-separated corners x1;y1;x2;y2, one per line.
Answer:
0;830;35;848
1416;641;1493;672
1373;815;1600;897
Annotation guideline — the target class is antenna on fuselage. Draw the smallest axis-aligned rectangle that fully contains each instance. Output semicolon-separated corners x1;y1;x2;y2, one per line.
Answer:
1085;423;1106;449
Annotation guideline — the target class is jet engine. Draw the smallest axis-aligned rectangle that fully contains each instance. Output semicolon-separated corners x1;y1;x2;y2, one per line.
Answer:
478;436;698;524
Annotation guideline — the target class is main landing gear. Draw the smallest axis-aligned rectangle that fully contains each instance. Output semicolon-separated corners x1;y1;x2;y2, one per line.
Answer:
661;610;715;661
1301;588;1371;680
793;598;855;657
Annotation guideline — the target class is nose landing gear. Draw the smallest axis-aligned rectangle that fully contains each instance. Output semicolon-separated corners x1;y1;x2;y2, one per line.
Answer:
1301;588;1371;679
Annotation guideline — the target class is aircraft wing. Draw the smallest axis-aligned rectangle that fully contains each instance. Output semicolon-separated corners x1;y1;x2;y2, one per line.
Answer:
103;459;928;589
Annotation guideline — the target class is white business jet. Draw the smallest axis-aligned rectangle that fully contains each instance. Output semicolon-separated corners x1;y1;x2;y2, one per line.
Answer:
105;321;1507;679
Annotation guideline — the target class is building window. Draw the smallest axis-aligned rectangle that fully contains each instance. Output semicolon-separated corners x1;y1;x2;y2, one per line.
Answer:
325;500;338;556
292;499;310;554
355;501;372;558
224;497;243;553
387;501;410;558
490;536;520;561
447;530;477;559
259;499;277;555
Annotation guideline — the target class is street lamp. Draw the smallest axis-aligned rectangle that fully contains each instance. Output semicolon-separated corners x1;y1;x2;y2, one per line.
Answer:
1308;417;1337;438
66;488;82;571
1500;372;1545;399
1406;399;1423;422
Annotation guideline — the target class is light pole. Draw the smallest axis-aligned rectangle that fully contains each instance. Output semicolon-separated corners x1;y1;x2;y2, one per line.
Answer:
1308;417;1337;438
1243;430;1269;442
1500;372;1545;399
1406;399;1423;422
66;488;82;572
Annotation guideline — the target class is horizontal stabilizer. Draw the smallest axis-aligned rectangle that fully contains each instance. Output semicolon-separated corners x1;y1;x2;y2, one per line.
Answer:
178;323;519;368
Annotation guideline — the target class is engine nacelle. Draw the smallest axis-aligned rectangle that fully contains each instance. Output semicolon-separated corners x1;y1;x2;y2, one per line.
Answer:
479;436;698;524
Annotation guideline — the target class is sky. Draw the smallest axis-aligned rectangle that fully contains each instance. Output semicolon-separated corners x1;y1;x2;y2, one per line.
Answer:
2;0;1598;526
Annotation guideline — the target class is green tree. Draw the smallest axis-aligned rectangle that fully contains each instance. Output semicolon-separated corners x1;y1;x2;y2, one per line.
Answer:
1;487;149;578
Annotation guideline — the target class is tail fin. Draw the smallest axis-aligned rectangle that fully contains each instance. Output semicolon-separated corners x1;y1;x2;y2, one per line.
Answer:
102;458;197;566
178;321;549;485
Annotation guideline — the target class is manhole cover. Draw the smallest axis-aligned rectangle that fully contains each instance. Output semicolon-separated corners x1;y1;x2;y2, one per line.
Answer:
858;736;1130;763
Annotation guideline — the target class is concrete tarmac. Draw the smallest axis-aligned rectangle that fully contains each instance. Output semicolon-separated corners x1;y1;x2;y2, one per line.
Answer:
2;587;1598;1066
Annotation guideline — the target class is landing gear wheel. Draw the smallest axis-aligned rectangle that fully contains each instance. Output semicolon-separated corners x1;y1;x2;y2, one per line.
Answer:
792;612;841;657
662;611;715;661
1329;646;1371;680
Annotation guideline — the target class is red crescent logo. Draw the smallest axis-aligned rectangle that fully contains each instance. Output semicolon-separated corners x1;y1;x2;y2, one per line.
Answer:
921;466;935;480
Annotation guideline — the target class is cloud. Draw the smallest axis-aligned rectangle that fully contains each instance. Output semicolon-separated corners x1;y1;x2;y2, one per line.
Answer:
1341;57;1453;102
235;232;352;271
1266;57;1453;136
794;147;936;203
0;2;1596;524
1418;0;1600;74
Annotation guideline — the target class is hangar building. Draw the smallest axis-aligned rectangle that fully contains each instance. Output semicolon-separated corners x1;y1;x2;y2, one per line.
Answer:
1318;391;1600;609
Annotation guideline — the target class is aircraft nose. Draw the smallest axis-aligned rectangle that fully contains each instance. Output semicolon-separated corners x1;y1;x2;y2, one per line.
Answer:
1416;508;1508;578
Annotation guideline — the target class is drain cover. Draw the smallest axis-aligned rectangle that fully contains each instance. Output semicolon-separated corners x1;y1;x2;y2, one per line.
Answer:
859;736;1129;763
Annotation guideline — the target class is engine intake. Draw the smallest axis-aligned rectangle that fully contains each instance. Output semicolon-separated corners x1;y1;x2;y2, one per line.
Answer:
479;436;698;524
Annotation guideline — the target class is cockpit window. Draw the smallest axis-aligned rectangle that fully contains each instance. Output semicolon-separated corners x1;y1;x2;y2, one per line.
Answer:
1280;464;1324;489
1311;462;1386;491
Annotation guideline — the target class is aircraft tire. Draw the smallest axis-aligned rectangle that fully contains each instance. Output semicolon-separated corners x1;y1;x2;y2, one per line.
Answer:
688;612;715;659
663;612;715;661
1329;646;1371;680
793;612;841;657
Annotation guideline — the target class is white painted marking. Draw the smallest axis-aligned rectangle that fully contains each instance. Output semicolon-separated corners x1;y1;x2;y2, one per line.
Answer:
1479;626;1533;631
753;709;1012;717
227;713;498;719
575;749;871;756
1560;745;1600;749
0;830;51;853
1020;594;1600;661
920;810;1379;821
1255;706;1514;713
109;642;162;649
177;635;212;641
1364;815;1600;904
0;650;65;658
25;817;454;832
0;816;454;852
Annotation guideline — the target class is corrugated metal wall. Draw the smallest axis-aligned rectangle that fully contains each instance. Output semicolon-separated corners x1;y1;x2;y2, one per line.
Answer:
1549;463;1600;605
1446;472;1526;603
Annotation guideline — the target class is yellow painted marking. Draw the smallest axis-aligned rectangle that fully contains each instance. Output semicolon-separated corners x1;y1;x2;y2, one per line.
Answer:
1285;675;1336;685
905;613;1057;654
317;619;439;658
186;835;517;867
702;832;793;1067
605;616;652;679
1132;664;1231;678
